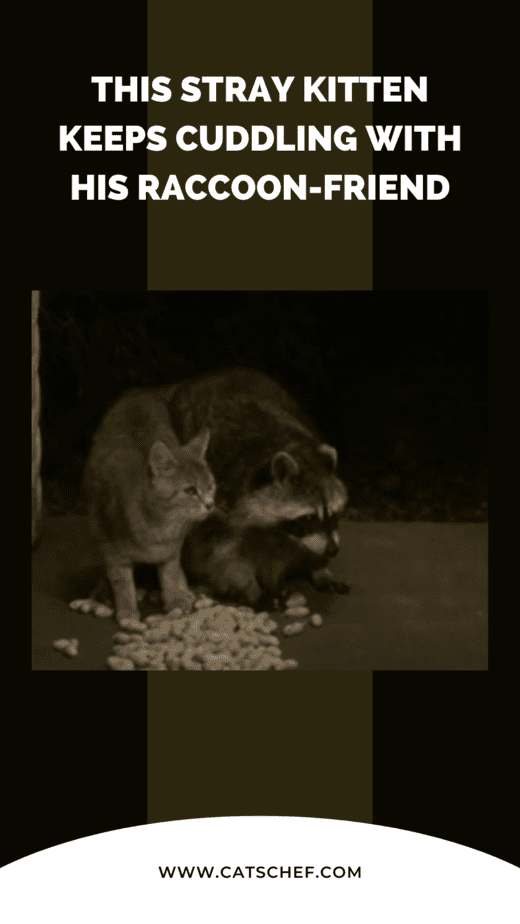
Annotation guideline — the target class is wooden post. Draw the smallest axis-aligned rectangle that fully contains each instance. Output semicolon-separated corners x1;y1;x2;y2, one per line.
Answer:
32;291;42;546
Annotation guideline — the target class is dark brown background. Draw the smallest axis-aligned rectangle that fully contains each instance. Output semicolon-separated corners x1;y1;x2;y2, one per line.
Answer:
147;0;372;289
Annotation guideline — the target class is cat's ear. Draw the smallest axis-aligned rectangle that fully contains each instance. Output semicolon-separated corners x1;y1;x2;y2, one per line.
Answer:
271;450;300;483
149;441;176;476
186;427;211;459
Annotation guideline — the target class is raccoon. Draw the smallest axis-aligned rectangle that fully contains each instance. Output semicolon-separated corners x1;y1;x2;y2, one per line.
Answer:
184;516;348;607
158;367;350;605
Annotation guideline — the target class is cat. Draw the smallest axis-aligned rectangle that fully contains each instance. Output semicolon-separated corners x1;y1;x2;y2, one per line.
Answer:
84;388;216;628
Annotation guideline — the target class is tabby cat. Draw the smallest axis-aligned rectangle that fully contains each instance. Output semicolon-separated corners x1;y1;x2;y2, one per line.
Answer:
84;388;216;628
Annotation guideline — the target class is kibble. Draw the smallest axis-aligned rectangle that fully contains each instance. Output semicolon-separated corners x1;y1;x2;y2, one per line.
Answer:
69;598;114;618
53;638;79;657
284;606;310;618
104;596;304;671
118;617;146;633
112;632;136;644
144;624;172;643
92;603;113;618
145;615;167;628
147;659;167;670
283;621;306;636
107;656;135;671
70;583;329;670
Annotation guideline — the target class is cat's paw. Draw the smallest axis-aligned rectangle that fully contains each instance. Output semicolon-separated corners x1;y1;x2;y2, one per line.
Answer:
118;616;146;633
163;590;196;615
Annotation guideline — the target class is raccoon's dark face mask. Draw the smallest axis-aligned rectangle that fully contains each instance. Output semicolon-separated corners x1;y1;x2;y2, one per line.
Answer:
233;441;347;529
283;510;338;537
282;511;341;558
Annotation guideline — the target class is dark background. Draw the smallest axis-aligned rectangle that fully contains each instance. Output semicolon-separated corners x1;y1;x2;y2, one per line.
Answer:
39;289;488;523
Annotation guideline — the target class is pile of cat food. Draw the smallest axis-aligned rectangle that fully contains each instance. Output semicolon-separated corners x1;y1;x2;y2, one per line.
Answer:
59;591;323;670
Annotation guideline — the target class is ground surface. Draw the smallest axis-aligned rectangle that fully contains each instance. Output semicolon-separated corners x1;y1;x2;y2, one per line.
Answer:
32;515;487;671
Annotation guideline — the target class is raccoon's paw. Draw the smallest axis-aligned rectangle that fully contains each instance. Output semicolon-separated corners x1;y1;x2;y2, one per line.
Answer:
326;579;351;595
311;568;351;595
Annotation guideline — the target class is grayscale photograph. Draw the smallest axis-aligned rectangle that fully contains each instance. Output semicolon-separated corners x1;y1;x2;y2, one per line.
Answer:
31;291;488;670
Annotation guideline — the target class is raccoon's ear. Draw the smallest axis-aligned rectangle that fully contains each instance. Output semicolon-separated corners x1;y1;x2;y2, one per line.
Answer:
317;443;338;471
149;441;176;476
271;450;300;483
186;427;211;459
